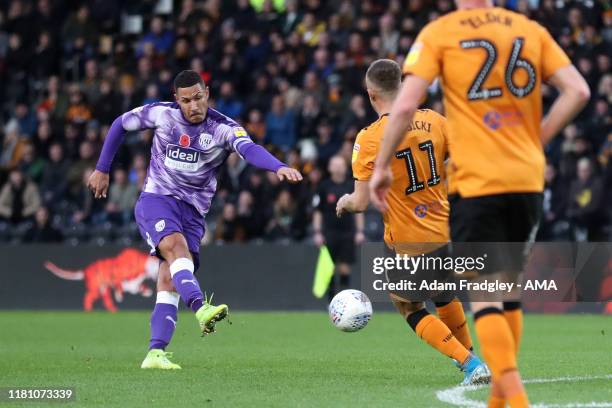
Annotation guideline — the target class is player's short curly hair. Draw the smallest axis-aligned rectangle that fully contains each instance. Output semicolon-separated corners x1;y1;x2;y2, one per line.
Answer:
173;70;204;91
366;59;401;96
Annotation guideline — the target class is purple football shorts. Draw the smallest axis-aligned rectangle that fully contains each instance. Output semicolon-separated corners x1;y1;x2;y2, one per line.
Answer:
134;192;205;271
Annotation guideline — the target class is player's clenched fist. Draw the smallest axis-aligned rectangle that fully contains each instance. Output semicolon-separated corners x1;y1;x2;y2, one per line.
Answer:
87;170;110;199
276;167;303;183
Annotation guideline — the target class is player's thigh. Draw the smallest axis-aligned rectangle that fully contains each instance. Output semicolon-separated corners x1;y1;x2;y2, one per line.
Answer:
507;193;542;241
449;194;508;242
450;194;516;276
178;201;206;272
134;193;185;260
501;193;543;273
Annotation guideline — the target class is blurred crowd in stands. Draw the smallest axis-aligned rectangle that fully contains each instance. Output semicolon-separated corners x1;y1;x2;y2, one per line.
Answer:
0;0;610;245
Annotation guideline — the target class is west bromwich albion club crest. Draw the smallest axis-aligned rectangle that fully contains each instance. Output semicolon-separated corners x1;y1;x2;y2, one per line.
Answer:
199;133;213;148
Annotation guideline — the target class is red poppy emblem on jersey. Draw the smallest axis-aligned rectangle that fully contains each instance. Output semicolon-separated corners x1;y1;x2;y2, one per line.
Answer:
179;134;191;147
327;193;337;204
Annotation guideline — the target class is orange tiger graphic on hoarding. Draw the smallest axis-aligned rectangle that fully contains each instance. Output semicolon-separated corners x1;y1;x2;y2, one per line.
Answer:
44;248;159;312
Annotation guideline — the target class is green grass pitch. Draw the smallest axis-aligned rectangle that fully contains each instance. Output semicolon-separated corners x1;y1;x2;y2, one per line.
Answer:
3;311;612;407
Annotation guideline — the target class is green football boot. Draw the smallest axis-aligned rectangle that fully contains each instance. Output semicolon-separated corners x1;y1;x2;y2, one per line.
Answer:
195;295;229;336
140;349;181;370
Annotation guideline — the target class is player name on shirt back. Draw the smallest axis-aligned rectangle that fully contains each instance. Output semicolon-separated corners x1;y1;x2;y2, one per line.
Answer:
460;11;513;29
407;120;432;133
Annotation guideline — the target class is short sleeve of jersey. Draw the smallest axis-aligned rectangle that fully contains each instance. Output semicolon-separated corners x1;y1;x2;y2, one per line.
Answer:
352;127;379;181
121;103;169;131
402;22;442;83
537;23;571;80
218;124;253;155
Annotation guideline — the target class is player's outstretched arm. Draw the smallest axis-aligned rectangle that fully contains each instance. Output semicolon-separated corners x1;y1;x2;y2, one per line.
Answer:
336;180;370;217
89;104;163;198
237;142;303;183
88;115;127;198
541;65;590;145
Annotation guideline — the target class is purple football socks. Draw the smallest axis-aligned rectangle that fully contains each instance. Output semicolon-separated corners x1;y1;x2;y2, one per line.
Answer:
149;291;180;350
170;258;204;312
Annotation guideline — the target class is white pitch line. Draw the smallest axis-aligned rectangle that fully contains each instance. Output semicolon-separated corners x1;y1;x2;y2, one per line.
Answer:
436;374;612;408
531;403;612;408
436;384;486;408
525;375;612;384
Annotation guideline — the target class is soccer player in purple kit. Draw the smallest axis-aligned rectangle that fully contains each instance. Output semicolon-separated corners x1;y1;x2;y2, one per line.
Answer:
88;70;302;369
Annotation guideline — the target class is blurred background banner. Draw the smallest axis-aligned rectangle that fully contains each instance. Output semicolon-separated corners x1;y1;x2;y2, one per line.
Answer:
0;244;329;311
2;243;609;314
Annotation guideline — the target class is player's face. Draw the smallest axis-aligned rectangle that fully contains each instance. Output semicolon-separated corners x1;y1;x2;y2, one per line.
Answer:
175;84;209;124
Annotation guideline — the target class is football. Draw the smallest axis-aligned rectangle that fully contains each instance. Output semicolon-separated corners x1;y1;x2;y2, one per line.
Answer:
328;290;373;332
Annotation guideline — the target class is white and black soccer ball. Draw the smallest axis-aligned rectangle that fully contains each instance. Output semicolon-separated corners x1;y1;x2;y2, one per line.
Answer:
328;289;373;332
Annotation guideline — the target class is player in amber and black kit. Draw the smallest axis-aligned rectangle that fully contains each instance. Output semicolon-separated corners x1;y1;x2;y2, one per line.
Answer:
313;155;365;300
370;1;590;406
337;59;489;386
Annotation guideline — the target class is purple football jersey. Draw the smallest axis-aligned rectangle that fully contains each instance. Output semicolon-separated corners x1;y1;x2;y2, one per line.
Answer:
122;103;252;215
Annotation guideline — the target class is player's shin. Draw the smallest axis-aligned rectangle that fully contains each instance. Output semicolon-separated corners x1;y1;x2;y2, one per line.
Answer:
488;381;506;408
474;307;516;377
169;258;204;312
434;298;473;351
503;301;523;354
405;308;471;365
474;306;528;407
149;291;180;350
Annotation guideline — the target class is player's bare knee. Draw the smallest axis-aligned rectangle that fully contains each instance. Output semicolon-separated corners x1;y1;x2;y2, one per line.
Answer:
471;301;502;314
158;233;191;263
393;299;425;319
405;301;425;315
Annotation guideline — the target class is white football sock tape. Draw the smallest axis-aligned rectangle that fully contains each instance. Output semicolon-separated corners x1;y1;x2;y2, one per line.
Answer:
169;258;194;277
156;291;180;307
